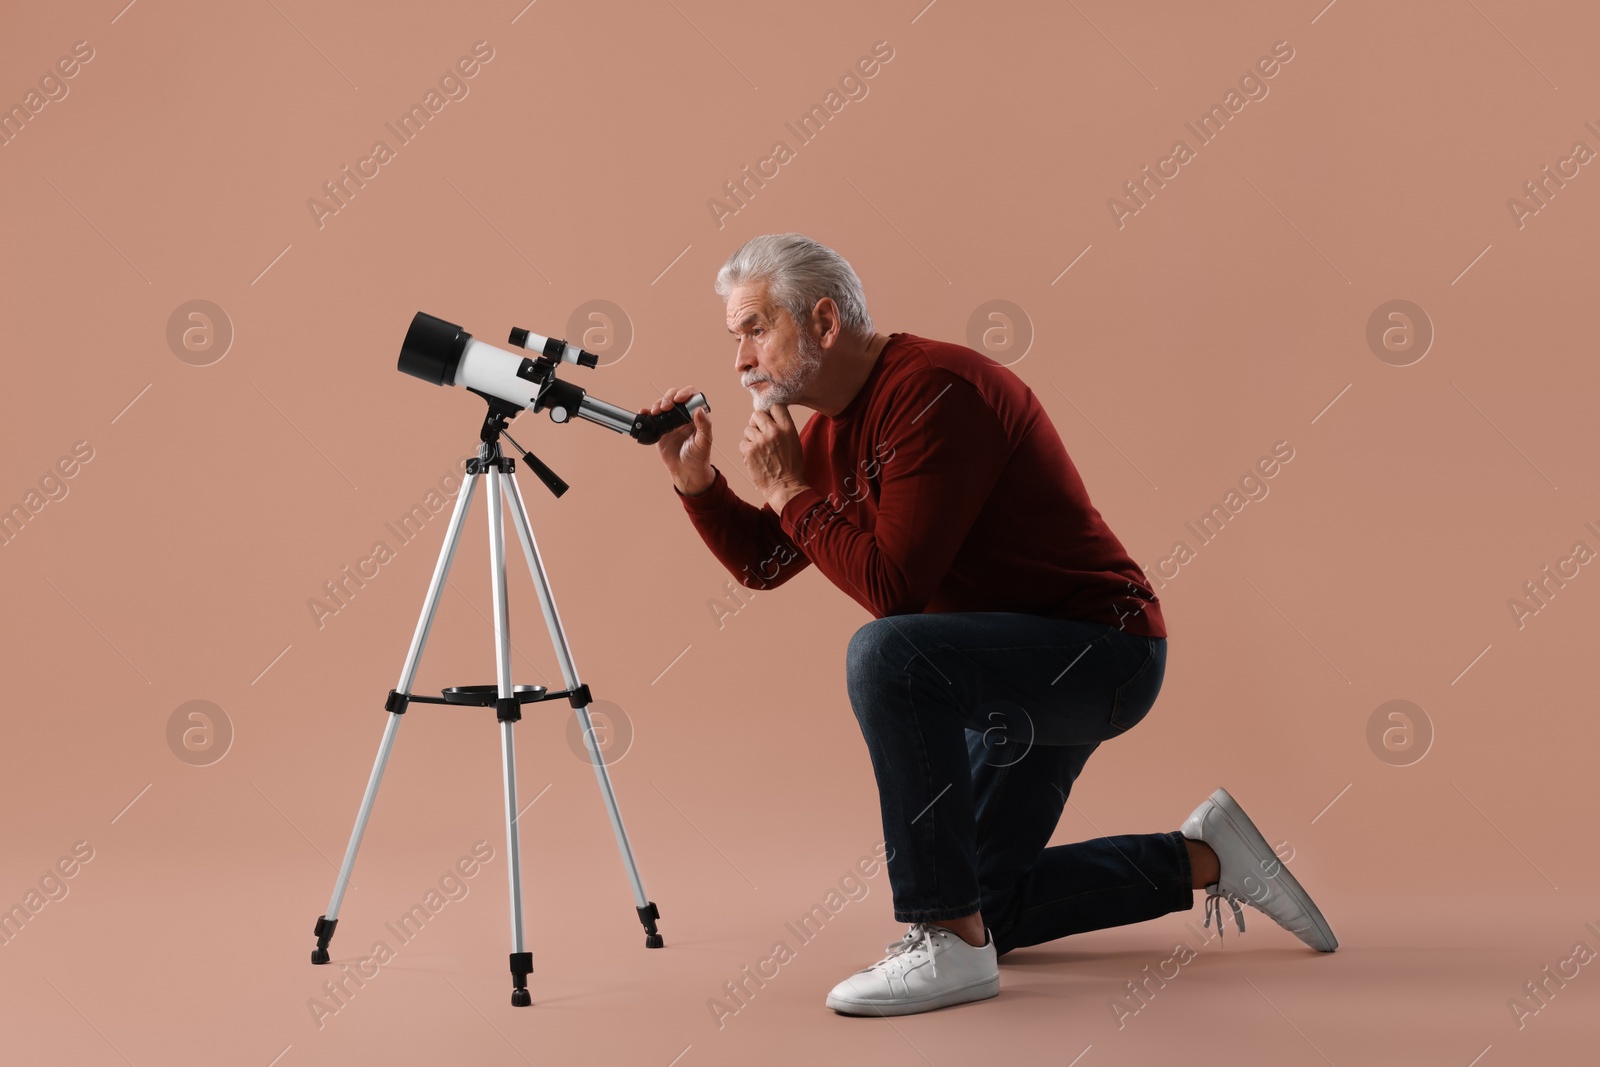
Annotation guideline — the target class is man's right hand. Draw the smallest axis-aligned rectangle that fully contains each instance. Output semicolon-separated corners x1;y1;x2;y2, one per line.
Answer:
651;386;715;496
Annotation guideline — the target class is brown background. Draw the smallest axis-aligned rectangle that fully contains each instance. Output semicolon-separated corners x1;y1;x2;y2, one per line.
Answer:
1;1;1596;1064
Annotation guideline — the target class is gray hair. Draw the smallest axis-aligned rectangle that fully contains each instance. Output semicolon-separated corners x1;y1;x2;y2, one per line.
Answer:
714;233;874;336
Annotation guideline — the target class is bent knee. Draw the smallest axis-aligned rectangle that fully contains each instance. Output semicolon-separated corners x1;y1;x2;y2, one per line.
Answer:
846;617;912;698
847;617;901;669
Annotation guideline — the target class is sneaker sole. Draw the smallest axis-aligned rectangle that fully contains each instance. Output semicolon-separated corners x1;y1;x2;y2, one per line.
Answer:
825;974;1000;1017
1195;788;1338;952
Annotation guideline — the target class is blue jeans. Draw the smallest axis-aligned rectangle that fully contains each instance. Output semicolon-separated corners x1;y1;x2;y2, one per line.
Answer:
845;612;1193;956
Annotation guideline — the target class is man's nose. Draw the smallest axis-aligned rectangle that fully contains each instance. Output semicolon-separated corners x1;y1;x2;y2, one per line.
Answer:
734;337;755;374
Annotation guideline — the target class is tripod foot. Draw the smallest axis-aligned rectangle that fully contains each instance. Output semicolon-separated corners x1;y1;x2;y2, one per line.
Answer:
637;901;665;948
311;915;338;965
509;950;533;1007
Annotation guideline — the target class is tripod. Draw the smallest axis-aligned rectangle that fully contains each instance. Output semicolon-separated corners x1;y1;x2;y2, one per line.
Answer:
310;394;663;1007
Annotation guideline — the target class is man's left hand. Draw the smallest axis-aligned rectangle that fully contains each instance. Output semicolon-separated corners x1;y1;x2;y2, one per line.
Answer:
740;403;809;512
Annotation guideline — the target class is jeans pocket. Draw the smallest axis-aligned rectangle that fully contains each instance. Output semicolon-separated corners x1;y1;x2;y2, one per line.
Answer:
1108;638;1163;734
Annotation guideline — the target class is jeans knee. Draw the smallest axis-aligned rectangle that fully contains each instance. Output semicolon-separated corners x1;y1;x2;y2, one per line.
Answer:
847;617;898;672
846;618;902;709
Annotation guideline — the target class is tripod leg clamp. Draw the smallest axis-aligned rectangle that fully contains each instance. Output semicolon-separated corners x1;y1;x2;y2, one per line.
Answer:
496;696;522;723
385;690;410;714
566;683;592;709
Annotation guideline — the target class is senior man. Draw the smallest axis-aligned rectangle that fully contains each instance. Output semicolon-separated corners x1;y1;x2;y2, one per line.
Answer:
650;233;1336;1017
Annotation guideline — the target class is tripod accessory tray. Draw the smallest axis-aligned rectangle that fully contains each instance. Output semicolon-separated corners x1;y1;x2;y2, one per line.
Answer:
439;684;547;706
384;684;548;723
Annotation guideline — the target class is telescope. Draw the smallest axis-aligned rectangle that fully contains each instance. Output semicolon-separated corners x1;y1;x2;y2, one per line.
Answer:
311;310;684;1006
398;311;708;445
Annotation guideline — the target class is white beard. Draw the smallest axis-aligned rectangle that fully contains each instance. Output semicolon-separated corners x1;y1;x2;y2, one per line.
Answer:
746;331;823;411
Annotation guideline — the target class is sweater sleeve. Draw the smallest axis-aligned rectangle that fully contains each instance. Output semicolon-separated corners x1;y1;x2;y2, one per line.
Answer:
676;465;812;591
777;369;1012;617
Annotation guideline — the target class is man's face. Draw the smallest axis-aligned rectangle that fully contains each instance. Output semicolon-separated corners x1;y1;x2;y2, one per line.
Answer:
726;281;823;412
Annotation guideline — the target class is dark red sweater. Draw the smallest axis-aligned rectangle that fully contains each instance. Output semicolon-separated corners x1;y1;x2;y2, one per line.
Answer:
676;332;1165;638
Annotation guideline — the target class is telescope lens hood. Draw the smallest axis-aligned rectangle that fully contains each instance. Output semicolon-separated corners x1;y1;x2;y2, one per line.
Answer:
399;311;470;386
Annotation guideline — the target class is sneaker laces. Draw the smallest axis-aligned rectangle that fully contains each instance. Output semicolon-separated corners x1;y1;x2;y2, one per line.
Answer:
870;923;942;979
1202;884;1246;943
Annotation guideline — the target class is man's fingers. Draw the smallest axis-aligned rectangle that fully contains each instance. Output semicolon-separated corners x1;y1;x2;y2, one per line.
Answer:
652;386;701;415
655;388;695;416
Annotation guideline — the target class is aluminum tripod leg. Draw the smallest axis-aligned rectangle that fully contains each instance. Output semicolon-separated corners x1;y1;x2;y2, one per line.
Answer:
500;471;664;947
311;474;479;964
487;467;535;1005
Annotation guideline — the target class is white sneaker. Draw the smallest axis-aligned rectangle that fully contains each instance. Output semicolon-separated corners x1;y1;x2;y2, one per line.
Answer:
824;923;1000;1016
1180;787;1338;953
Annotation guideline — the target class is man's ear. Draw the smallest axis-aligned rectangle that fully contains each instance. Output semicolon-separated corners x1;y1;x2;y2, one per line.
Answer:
812;297;843;348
